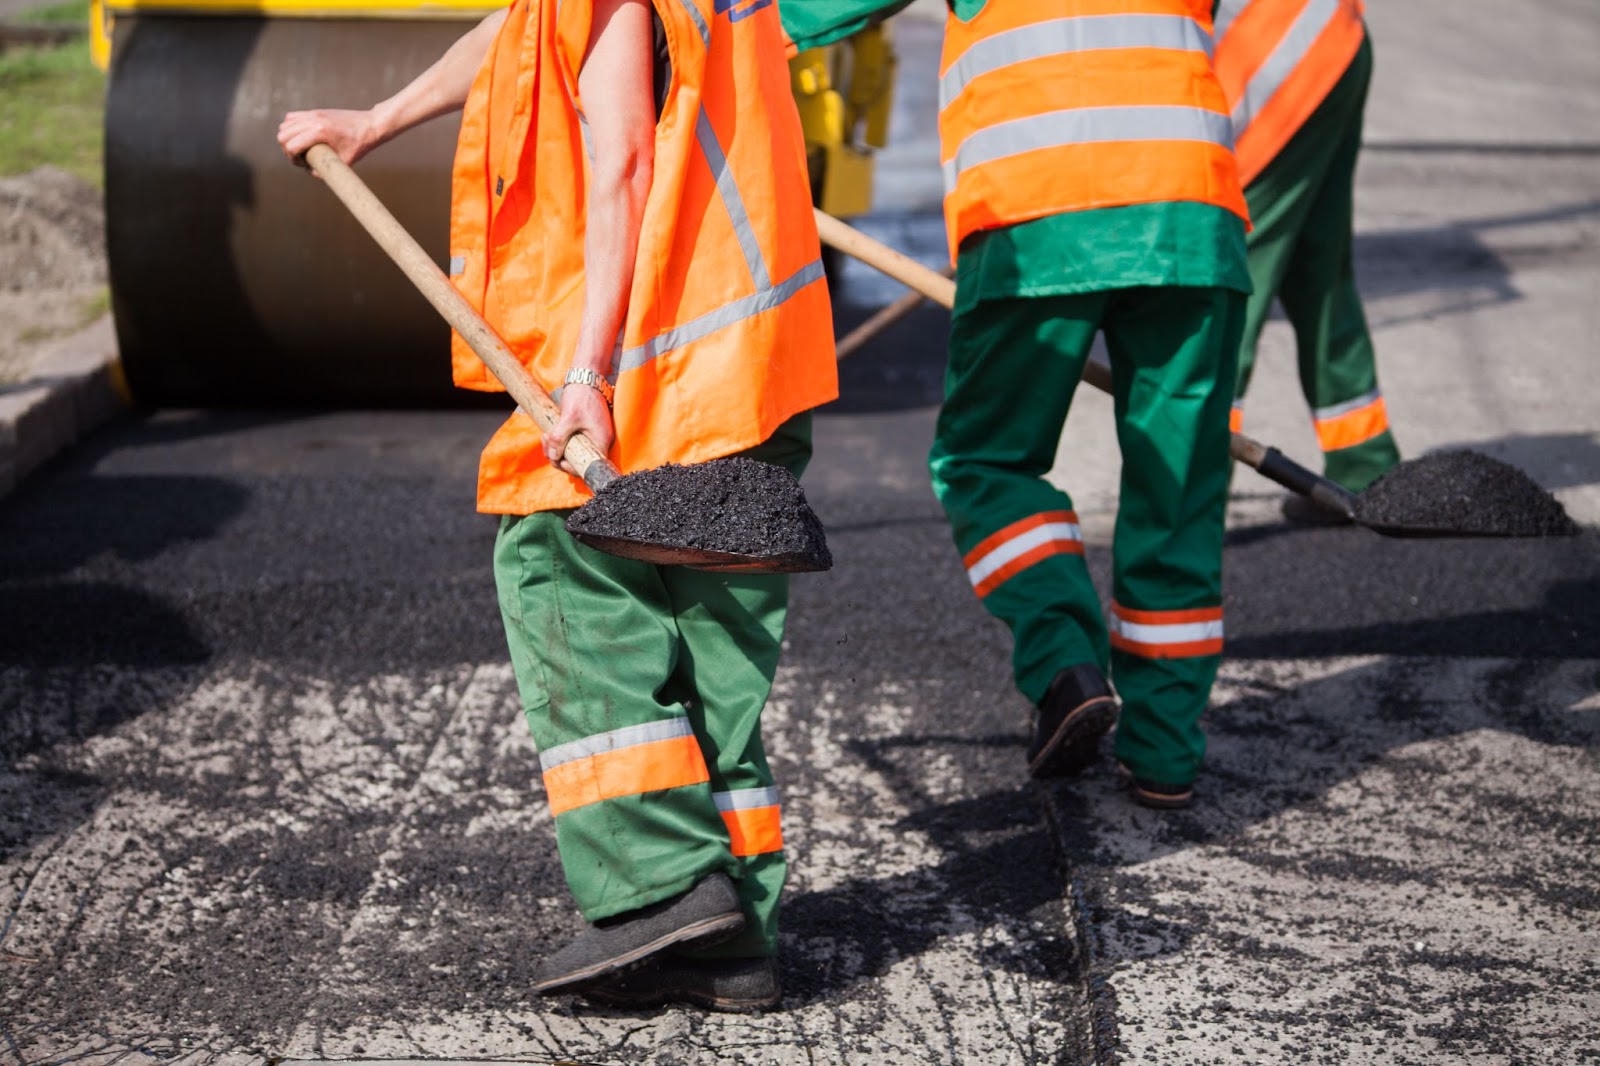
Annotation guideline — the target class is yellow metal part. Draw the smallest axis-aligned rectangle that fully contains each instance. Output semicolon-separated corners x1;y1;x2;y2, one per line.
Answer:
89;0;112;70
104;0;504;16
788;23;896;220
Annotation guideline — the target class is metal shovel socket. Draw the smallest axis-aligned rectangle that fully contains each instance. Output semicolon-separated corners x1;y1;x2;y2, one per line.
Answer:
304;144;827;572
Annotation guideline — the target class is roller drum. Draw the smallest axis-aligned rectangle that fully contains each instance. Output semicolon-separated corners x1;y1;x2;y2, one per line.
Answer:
106;15;503;408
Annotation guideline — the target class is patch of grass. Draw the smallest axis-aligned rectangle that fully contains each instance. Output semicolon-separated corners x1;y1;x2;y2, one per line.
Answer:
78;285;111;321
16;1;91;25
0;3;104;185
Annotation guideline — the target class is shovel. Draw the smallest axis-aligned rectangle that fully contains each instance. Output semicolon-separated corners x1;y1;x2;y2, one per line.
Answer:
300;143;830;572
812;209;1375;526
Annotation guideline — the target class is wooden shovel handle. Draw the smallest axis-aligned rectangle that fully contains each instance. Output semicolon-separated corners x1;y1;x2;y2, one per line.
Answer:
306;143;619;492
812;208;1115;394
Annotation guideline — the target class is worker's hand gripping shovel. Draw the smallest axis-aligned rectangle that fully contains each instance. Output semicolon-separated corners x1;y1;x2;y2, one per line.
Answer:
297;144;831;572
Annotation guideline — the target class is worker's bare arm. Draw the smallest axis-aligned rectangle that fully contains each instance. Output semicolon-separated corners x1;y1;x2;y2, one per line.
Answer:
277;8;508;165
545;0;656;475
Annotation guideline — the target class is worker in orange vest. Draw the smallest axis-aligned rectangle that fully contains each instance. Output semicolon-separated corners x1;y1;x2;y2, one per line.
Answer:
279;0;837;1011
1214;0;1401;514
928;0;1250;809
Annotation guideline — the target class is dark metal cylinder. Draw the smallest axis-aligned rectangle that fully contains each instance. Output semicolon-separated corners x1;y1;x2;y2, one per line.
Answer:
106;15;508;408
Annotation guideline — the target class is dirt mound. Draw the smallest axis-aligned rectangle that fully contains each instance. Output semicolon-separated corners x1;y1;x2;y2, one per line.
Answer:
0;166;107;382
0;165;105;290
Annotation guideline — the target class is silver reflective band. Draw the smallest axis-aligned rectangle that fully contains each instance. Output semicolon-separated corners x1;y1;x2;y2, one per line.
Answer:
697;110;771;290
1230;0;1343;135
940;15;1214;112
449;255;466;276
618;258;825;373
713;786;780;812
1109;615;1225;646
942;105;1235;192
964;519;1081;589
1313;388;1382;422
671;0;712;48
539;717;695;772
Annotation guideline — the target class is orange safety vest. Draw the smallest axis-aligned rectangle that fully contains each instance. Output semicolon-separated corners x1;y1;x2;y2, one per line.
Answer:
1212;0;1366;187
449;0;838;515
938;0;1249;260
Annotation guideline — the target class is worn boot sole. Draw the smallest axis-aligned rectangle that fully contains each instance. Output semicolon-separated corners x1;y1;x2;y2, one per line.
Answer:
580;956;782;1013
533;912;746;995
1028;696;1117;779
1129;780;1194;809
582;979;779;1013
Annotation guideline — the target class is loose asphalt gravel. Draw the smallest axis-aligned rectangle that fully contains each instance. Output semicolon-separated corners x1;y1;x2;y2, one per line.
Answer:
567;458;833;570
1354;449;1581;537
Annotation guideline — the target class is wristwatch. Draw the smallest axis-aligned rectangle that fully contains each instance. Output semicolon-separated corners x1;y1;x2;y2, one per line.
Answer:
563;367;615;406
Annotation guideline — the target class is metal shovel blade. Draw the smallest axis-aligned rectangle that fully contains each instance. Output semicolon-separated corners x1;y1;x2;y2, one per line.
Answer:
563;456;834;574
565;532;831;573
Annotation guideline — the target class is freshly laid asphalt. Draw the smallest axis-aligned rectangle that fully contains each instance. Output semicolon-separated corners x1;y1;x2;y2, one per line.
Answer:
3;1;1599;1064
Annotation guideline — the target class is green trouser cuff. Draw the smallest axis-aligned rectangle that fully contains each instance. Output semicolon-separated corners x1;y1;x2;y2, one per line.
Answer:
1324;430;1401;493
1109;651;1220;786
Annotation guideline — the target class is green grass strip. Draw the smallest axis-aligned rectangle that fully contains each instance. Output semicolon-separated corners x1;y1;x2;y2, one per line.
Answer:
0;2;104;185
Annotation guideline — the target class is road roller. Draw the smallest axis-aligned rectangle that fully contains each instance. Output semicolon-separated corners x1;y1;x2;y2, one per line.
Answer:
95;0;897;408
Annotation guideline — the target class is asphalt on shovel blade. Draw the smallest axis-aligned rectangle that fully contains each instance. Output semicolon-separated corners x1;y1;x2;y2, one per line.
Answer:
1353;449;1581;537
565;456;833;572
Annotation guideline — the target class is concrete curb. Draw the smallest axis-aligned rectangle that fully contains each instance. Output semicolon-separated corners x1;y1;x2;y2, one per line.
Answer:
0;314;126;500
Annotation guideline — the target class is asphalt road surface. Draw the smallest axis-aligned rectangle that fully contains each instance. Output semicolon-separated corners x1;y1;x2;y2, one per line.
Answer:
4;1;1599;1064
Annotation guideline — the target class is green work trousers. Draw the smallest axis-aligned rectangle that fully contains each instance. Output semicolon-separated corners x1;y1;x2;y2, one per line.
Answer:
493;414;812;959
930;286;1244;787
1235;36;1399;492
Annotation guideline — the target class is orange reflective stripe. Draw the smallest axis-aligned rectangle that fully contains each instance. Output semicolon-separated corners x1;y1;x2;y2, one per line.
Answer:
1229;404;1244;433
542;734;710;817
1314;392;1389;451
963;511;1084;599
720;807;783;856
714;787;782;856
1109;603;1224;658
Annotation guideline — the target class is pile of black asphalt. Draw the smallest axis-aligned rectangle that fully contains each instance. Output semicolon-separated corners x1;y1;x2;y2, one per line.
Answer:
566;456;833;569
1354;449;1580;537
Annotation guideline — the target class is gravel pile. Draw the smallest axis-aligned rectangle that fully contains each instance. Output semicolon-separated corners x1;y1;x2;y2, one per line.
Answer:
567;456;832;569
1354;449;1579;537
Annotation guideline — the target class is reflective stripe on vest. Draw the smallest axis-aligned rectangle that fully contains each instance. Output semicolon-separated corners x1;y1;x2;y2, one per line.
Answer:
1213;0;1366;185
539;718;710;817
1109;603;1224;658
714;786;783;856
938;2;1246;257
942;106;1236;194
1229;401;1244;434
938;14;1216;113
1313;388;1389;451
963;511;1084;599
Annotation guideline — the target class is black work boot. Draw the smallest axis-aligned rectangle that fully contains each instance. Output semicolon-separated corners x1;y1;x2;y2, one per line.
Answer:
1117;761;1194;810
580;954;782;1013
533;873;745;995
1027;664;1117;779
